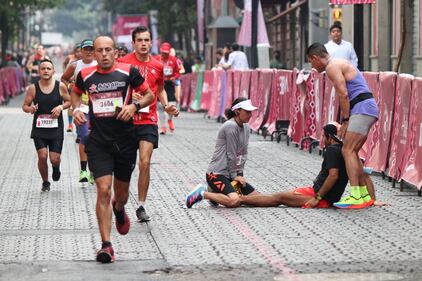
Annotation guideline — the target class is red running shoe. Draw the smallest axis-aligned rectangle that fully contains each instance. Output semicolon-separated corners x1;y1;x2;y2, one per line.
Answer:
96;245;115;263
168;120;175;132
112;199;130;235
159;127;167;135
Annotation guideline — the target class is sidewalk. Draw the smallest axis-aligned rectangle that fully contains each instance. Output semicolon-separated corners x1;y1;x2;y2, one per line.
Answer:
0;94;421;281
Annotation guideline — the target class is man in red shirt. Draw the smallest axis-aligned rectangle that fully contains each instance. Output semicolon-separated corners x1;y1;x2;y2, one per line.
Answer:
119;26;179;222
154;42;181;134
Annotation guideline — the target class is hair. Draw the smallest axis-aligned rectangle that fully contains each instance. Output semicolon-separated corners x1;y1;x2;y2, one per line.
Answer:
231;43;240;51
216;48;224;56
306;42;329;57
39;59;54;68
132;25;151;42
330;22;342;32
224;97;248;119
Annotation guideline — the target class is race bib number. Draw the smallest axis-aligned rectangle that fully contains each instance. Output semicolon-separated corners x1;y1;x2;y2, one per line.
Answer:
164;66;173;76
36;114;58;128
91;92;123;117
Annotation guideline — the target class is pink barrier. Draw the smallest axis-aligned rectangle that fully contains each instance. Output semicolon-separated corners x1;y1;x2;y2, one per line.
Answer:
188;73;198;110
249;69;274;132
305;71;325;142
239;70;252;98
400;77;422;190
180;74;192;109
388;74;414;180
320;75;340;148
232;70;243;100
359;72;380;161
225;70;234;109
200;71;214;111
364;72;397;172
289;69;304;144
264;70;292;134
207;70;224;118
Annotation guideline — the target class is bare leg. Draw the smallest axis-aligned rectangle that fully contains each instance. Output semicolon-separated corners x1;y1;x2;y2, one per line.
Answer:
37;148;49;182
203;192;241;208
240;190;313;207
95;175;113;242
138;141;154;202
113;177;130;211
49;151;61;168
342;131;367;186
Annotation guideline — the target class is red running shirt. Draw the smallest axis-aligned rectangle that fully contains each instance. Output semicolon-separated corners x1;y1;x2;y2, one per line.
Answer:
119;54;164;125
153;55;180;81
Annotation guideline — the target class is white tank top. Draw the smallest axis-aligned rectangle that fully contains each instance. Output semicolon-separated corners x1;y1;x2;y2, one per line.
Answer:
74;59;97;80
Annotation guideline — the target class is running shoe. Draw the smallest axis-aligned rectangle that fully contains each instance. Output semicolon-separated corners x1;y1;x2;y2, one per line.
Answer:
96;245;115;263
88;172;95;185
186;184;206;208
159;127;167;135
361;193;375;207
112;199;130;235
52;166;61;181
136;205;151;222
41;181;50;192
67;124;73;132
333;195;367;209
79;170;89;183
168;120;175;132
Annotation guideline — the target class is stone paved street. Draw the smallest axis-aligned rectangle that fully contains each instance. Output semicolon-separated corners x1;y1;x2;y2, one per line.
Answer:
0;94;421;281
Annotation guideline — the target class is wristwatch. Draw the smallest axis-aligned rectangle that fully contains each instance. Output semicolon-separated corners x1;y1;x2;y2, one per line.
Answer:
341;117;350;123
135;103;142;111
315;193;323;201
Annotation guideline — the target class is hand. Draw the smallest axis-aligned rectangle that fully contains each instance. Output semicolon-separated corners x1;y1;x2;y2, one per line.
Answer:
164;104;179;117
50;105;62;118
233;176;246;187
302;198;319;208
29;104;38;114
116;104;136;122
338;122;348;139
132;91;142;102
373;200;388;207
73;111;86;126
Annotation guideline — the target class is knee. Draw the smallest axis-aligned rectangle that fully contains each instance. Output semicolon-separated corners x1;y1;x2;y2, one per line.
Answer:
226;197;241;208
50;157;61;167
38;154;48;163
97;185;112;203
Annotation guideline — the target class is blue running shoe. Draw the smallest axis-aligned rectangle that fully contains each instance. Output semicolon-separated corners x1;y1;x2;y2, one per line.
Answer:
186;184;206;208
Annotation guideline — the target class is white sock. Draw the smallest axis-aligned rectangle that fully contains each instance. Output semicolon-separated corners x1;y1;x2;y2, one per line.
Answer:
139;201;145;207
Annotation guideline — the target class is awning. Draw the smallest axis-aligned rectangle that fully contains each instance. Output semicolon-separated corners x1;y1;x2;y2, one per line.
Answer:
330;0;375;4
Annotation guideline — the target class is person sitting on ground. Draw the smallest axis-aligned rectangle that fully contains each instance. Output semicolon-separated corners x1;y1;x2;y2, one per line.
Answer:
186;97;259;208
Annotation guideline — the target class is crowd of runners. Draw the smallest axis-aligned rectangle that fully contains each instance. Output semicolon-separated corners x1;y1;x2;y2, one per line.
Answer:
22;25;385;263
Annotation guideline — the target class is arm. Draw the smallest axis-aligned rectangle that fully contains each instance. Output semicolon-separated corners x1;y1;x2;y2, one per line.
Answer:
22;85;37;114
225;125;241;180
303;168;339;209
51;82;71;118
326;63;350;138
26;56;34;73
71;73;86;125
350;45;358;68
61;63;76;86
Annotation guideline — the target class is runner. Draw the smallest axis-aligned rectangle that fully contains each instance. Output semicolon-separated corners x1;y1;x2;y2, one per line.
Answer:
170;48;185;109
118;26;179;222
306;42;379;209
26;45;50;85
186;97;259;208
22;59;70;191
61;39;97;186
71;36;153;263
117;45;128;58
154;42;181;134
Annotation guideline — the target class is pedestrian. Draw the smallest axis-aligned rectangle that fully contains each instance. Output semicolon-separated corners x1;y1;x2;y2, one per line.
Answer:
170;48;185;106
186;97;258;208
22;59;70;192
154;42;181;134
270;50;285;69
222;43;249;70
306;42;379;209
71;36;154;263
118;26;179;222
26;45;50;84
61;39;97;186
324;22;358;68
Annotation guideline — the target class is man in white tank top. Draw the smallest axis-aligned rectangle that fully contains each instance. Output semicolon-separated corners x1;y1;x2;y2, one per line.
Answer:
61;39;97;186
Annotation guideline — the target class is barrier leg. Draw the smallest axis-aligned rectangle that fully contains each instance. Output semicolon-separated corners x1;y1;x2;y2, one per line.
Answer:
400;180;404;192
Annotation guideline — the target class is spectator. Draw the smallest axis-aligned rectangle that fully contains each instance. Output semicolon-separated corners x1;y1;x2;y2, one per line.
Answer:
324;23;358;68
192;56;205;72
270;50;285;69
222;43;249;70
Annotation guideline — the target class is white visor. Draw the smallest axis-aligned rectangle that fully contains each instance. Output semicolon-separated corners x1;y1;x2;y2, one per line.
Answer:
231;99;258;111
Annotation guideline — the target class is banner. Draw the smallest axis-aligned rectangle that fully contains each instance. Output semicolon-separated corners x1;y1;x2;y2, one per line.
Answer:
305;71;325;142
400;77;422;190
330;0;375;4
239;70;252;98
364;72;396;172
289;69;304;144
200;71;214;111
208;70;224;118
388;74;414;180
249;69;274;132
237;0;270;46
180;74;191;110
232;70;242;101
190;72;204;111
113;15;149;47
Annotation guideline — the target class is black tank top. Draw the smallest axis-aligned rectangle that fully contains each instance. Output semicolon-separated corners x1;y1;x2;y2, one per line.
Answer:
31;81;64;139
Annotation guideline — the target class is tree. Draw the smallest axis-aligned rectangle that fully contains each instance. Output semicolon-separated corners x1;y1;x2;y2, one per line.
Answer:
101;0;197;56
0;0;65;67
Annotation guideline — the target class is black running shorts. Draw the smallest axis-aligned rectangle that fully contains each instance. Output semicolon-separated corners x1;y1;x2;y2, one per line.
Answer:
134;124;159;149
206;173;255;196
33;137;64;154
85;137;137;182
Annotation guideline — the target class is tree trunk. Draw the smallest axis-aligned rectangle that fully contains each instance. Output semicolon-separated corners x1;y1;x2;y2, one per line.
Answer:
1;12;9;67
394;0;406;72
